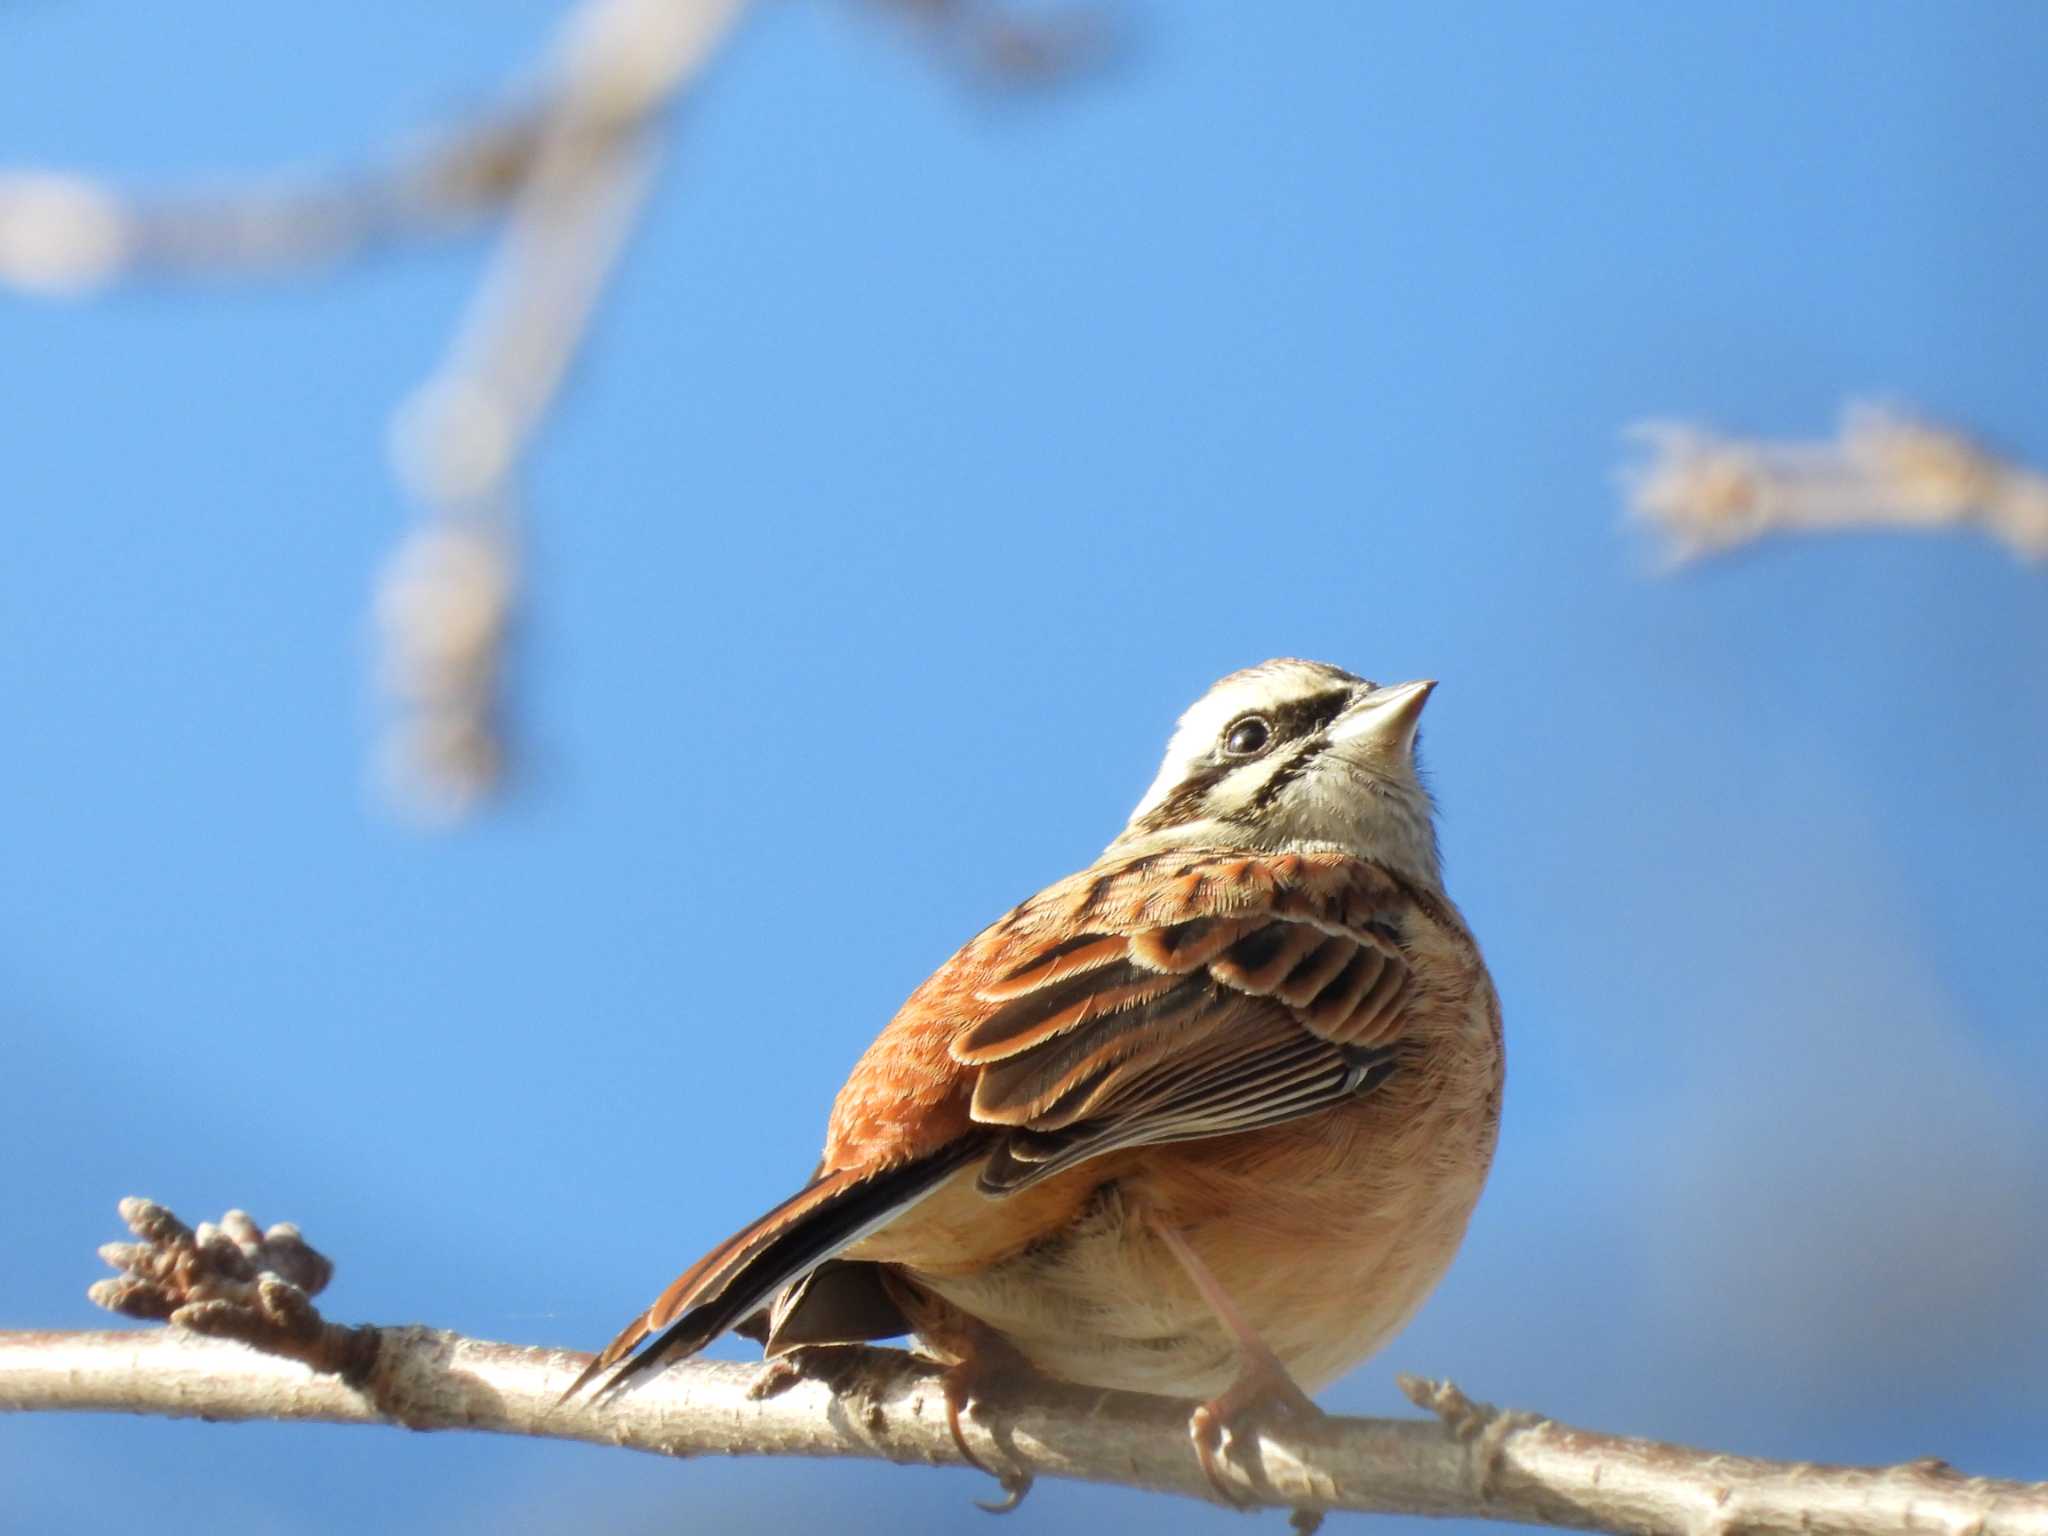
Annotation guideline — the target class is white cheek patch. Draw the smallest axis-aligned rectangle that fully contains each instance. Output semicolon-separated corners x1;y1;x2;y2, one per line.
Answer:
1122;662;1367;831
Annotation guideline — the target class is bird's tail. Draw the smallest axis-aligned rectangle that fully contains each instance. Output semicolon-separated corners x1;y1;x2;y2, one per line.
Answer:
559;1142;983;1404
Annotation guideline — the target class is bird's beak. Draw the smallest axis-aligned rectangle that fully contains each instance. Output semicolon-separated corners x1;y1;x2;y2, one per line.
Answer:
1326;679;1436;760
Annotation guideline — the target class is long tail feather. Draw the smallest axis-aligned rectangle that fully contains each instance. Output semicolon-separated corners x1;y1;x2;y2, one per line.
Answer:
560;1141;984;1405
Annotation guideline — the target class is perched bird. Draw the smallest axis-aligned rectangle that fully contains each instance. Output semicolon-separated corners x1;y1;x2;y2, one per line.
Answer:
565;659;1502;1499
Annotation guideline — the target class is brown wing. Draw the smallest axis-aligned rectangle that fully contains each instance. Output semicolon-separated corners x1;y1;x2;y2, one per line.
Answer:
948;849;1415;1192
569;850;1421;1398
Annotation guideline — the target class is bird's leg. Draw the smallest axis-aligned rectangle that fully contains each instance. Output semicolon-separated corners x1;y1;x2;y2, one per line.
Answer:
884;1274;1037;1513
941;1342;1037;1514
1147;1215;1323;1506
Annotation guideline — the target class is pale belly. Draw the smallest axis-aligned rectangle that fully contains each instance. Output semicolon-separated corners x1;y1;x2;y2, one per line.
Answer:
888;1088;1497;1399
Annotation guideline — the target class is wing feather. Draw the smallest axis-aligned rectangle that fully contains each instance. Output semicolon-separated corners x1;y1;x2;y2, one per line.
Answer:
949;851;1419;1193
560;1141;985;1402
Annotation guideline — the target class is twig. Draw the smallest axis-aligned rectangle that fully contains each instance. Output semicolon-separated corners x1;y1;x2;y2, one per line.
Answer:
84;1198;373;1382
0;0;753;822
0;0;1108;822
0;118;545;295
866;0;1116;82
4;1199;2043;1534
377;0;749;822
1625;403;2048;567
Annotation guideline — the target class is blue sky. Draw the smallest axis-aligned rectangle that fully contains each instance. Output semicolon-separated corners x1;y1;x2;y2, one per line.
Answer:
4;4;2045;1532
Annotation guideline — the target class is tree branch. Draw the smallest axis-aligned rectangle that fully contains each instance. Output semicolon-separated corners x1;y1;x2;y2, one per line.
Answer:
6;1327;2045;1535
0;0;1110;822
1624;402;2048;567
4;1200;2044;1533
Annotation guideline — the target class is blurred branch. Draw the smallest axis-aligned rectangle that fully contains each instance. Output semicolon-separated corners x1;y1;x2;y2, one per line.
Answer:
1625;403;2048;567
0;0;1106;823
870;0;1113;80
0;0;749;823
374;0;747;820
4;1201;2046;1536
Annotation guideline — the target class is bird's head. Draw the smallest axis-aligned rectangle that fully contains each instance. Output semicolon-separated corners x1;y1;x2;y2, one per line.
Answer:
1110;659;1442;889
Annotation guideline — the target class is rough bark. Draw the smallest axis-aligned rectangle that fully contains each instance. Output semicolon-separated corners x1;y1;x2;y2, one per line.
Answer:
5;1326;2043;1535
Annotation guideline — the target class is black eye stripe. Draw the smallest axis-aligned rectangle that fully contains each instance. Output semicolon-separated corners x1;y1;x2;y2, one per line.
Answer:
1254;689;1354;744
1240;738;1327;816
1129;688;1361;837
1130;761;1232;834
1231;692;1357;817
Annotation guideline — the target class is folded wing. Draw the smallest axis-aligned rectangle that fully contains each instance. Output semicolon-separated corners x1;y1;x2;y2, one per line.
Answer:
950;851;1414;1191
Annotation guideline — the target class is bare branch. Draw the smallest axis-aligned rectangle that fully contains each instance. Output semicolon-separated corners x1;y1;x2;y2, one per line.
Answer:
6;1327;2044;1534
377;0;748;821
0;120;543;295
865;0;1119;83
0;0;751;821
0;0;1113;823
4;1199;2044;1534
1624;403;2048;567
0;4;1105;299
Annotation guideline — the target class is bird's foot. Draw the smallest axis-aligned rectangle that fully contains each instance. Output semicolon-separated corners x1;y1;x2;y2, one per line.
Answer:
1187;1347;1325;1508
879;1271;1039;1510
939;1347;1037;1513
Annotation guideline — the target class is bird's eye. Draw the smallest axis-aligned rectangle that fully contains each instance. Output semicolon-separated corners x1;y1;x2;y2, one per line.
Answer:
1223;716;1272;757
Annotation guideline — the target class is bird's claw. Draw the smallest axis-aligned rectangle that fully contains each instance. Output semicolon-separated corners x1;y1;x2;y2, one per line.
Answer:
973;1471;1035;1515
944;1360;1035;1513
1188;1361;1326;1507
